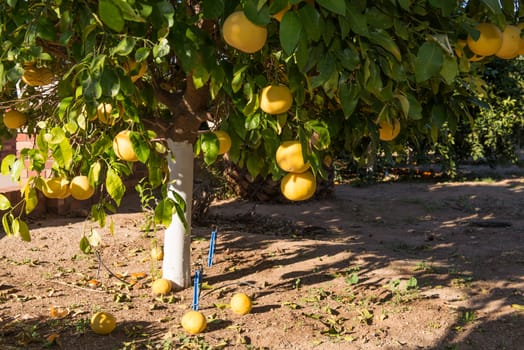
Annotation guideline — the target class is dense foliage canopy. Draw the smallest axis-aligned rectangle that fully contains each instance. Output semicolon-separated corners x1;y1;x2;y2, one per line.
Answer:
0;0;523;240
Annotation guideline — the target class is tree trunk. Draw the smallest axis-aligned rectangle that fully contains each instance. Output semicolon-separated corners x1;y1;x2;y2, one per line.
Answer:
161;140;194;290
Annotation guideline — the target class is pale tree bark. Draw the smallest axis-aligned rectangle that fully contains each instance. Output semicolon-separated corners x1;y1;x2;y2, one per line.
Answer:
161;140;194;290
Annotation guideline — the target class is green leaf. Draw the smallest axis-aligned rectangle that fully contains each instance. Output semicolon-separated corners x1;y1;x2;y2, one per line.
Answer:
99;0;125;32
153;38;170;58
24;186;38;214
440;55;458;85
79;236;92;254
129;131;150;163
199;132;219;165
415;41;443;83
407;94;423;120
16;219;30;242
111;37;136;56
106;167;126;206
367;30;401;61
47;127;66;145
1;155;16;176
135;47;150;62
316;0;346;15
2;213;13;236
154;198;173;227
280;11;302;55
297;5;322;42
111;0;145;22
338;82;360;117
0;194;11;210
428;0;459;16
245;113;261;130
479;0;504;14
347;2;368;36
395;93;410;118
246;154;263;178
51;138;73;171
100;68;120;98
243;0;271;26
202;0;224;18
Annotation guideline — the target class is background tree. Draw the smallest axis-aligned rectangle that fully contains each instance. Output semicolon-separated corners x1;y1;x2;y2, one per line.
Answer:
0;0;523;290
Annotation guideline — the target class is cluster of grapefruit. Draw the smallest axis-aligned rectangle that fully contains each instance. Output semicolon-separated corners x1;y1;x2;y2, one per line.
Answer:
180;292;253;335
40;175;95;201
276;140;317;201
458;22;524;61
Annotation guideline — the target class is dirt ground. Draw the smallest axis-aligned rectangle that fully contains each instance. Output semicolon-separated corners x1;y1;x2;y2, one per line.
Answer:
1;169;523;350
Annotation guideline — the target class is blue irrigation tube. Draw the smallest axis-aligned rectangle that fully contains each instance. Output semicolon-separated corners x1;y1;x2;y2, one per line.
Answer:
192;268;202;311
207;227;218;267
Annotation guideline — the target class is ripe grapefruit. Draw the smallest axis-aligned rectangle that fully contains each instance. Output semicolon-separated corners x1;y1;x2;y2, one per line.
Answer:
213;130;232;155
150;246;164;261
181;310;207;334
467;23;502;57
113;130;139;162
280;170;316;201
151;278;172;295
22;66;54;86
96;103;119;125
3;110;27;129
69;175;95;201
42;177;71;199
495;24;521;59
517;23;524;56
275;140;310;173
90;311;116;335
259;85;293;115
378;118;401;142
230;293;253;315
222;11;267;53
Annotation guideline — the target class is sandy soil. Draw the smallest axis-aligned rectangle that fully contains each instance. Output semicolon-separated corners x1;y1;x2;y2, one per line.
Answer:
0;174;523;350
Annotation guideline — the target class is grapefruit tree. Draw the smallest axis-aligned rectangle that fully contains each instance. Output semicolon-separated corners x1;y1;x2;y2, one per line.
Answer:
0;0;522;289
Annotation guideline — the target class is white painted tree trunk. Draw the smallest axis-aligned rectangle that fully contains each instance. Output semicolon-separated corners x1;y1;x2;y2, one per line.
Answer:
162;140;193;290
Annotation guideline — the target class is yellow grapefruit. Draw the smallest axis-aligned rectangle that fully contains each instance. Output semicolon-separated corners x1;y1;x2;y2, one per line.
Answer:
3;110;27;129
280;170;316;201
96;103;119;125
230;293;252;315
181;310;207;334
495;25;521;59
516;23;524;56
151;278;172;295
42;177;71;199
113;130;139;162
213;130;232;155
90;311;116;335
467;23;502;56
222;11;267;53
150;246;164;261
259;85;293;115
275;140;310;173
22;66;54;86
69;175;95;201
378;118;401;142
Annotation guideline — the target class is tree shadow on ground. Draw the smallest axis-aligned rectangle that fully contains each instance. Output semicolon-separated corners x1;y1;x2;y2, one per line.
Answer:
203;179;524;349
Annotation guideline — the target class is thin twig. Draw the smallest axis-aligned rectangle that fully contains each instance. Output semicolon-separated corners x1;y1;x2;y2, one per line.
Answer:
53;280;106;293
95;250;130;285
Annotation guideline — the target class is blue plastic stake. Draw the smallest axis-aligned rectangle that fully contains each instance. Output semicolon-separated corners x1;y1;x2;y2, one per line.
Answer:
207;227;218;267
192;269;202;311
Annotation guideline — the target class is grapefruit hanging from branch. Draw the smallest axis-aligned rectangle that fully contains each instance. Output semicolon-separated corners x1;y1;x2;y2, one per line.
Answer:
222;11;267;53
